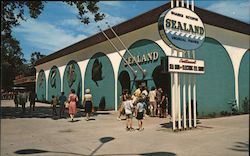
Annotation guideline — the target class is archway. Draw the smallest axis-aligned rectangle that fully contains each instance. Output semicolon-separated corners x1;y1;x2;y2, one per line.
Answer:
48;66;61;102
118;71;131;94
36;70;46;102
84;52;115;110
63;60;82;106
117;39;167;103
238;49;249;113
195;37;235;116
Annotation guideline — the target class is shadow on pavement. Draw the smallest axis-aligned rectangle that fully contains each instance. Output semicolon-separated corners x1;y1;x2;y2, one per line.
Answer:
0;106;111;119
15;149;176;156
15;136;176;156
229;141;249;152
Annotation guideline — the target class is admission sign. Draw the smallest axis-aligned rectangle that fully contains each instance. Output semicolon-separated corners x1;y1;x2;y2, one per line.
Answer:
159;7;205;51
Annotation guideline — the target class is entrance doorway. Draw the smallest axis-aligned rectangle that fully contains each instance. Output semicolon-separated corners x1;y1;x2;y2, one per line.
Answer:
118;71;131;94
152;66;171;114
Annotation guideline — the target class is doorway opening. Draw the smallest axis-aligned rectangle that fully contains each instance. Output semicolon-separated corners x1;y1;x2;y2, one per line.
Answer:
152;66;171;114
118;71;131;94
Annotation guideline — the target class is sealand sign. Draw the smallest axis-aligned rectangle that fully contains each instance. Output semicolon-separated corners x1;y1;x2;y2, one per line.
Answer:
158;7;205;51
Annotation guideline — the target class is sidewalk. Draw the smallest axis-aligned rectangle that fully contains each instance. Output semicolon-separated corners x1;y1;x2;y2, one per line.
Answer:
1;100;249;156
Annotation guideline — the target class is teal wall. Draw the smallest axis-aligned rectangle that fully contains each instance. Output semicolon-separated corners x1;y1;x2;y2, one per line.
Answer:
239;49;250;112
48;66;61;102
195;37;235;116
63;60;82;106
36;70;46;101
118;39;167;102
84;52;115;110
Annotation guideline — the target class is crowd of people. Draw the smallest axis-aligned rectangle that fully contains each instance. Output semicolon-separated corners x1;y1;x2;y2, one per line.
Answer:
117;85;169;132
10;85;170;131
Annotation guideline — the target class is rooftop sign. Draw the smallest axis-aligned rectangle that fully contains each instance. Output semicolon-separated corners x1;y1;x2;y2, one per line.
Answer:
159;7;205;50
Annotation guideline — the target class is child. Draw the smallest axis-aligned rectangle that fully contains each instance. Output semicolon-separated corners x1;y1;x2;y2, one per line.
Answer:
136;97;145;131
124;95;134;131
51;95;58;116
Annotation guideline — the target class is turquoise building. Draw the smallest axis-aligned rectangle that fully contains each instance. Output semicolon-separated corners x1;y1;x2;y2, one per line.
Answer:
35;2;249;117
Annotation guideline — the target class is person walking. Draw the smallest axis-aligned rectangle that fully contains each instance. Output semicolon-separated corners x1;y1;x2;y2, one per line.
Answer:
29;91;36;112
124;95;134;131
68;89;78;121
59;92;67;118
156;88;163;117
51;95;58;116
19;90;28;114
117;89;128;120
136;97;145;131
83;89;93;121
13;91;18;108
148;87;157;117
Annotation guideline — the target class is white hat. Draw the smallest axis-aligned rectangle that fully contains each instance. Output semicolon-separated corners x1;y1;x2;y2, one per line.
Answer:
86;89;90;94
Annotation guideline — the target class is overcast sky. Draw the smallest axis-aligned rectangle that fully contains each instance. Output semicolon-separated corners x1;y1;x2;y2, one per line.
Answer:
12;0;250;61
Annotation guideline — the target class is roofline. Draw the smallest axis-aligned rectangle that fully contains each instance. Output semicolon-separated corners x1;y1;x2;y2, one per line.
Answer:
35;2;250;66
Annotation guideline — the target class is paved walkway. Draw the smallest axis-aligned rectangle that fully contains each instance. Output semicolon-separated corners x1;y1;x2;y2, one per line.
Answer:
1;100;249;156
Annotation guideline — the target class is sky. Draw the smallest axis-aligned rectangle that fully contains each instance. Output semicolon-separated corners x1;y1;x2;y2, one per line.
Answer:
12;0;250;61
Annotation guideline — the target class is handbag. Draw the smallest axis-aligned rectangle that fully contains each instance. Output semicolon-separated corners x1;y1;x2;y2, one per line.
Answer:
64;101;69;108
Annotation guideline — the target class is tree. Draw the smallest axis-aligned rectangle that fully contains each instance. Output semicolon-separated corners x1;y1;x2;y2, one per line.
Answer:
1;1;105;91
30;52;46;66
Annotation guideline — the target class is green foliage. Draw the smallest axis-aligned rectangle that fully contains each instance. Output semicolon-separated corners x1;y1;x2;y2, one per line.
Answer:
242;97;249;114
1;1;104;91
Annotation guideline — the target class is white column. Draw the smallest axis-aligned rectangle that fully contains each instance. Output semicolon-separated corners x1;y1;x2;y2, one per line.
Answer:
183;73;187;129
191;0;194;11
181;0;185;7
58;65;66;92
186;0;189;9
44;70;50;101
193;75;197;127
193;50;197;127
188;52;192;128
188;75;192;128
171;0;174;8
176;0;179;7
177;52;181;130
171;47;176;131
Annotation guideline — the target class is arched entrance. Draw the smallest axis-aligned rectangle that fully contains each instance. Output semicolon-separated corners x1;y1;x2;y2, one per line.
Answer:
48;66;61;102
36;70;46;102
63;60;82;107
118;71;131;94
117;39;168;105
196;37;235;116
84;52;115;110
152;66;171;113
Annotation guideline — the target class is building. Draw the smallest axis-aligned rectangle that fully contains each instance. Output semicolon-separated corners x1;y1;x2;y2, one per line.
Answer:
35;2;249;117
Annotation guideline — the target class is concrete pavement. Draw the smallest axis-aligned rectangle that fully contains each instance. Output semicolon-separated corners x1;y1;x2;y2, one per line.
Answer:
1;100;249;156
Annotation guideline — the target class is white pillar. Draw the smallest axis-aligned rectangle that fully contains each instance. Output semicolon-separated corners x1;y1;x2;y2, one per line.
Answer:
44;70;50;101
181;0;185;7
177;52;181;130
188;75;192;128
186;0;189;9
183;73;187;129
193;75;197;127
176;0;179;7
188;52;192;128
193;50;197;127
171;0;174;8
171;47;176;131
191;0;194;11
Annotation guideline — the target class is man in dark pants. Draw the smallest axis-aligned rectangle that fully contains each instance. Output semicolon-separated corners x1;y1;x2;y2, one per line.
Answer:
59;92;67;118
29;91;36;112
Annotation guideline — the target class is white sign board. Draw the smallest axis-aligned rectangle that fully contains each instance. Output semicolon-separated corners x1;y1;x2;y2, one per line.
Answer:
168;56;205;74
158;7;205;51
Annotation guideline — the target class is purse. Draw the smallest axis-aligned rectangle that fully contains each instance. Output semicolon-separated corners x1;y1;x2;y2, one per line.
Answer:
64;101;69;108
